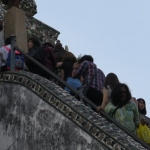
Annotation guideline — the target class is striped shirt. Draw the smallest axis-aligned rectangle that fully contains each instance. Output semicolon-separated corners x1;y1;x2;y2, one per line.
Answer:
74;60;105;92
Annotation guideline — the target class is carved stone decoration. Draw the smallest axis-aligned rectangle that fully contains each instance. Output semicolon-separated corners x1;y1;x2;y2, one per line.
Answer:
0;0;37;17
0;1;7;20
0;0;60;44
26;16;60;43
1;0;20;8
20;0;37;17
50;33;58;45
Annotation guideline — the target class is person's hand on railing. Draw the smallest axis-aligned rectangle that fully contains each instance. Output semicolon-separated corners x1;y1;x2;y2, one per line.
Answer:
97;87;109;113
97;105;104;112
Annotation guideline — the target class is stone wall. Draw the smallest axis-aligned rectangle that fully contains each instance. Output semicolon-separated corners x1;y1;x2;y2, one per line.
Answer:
0;71;147;150
0;83;108;150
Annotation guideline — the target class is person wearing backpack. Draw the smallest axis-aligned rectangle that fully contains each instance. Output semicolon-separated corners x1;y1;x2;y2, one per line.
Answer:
1;36;25;71
6;46;24;71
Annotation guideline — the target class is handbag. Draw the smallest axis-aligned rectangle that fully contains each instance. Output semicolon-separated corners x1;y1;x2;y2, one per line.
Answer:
137;123;150;144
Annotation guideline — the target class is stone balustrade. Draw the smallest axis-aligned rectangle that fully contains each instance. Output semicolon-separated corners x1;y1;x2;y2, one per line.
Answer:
0;71;148;150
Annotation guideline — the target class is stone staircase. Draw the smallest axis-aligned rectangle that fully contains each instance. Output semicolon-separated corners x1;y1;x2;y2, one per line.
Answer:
0;71;149;150
0;1;149;149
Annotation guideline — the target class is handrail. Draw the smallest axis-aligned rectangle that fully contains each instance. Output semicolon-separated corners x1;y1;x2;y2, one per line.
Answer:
14;46;150;149
14;46;98;109
10;35;16;71
9;36;150;149
101;111;150;149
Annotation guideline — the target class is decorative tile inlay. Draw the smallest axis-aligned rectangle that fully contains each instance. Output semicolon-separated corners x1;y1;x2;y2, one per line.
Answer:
0;71;149;150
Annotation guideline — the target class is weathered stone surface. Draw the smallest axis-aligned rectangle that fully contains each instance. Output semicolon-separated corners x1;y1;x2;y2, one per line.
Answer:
4;6;28;52
0;71;148;150
26;16;59;44
0;1;7;20
0;0;60;46
0;83;107;150
20;0;37;17
1;0;37;16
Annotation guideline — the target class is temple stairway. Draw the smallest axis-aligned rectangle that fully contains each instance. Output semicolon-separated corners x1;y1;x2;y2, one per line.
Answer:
0;71;149;150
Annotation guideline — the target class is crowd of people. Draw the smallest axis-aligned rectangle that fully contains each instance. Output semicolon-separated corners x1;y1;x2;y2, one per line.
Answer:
0;36;149;144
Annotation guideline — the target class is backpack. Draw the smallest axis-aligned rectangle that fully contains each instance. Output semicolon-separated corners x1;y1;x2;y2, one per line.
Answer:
4;46;24;70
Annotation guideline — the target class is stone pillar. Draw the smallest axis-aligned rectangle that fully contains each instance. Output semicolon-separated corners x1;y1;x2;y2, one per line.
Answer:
4;6;28;52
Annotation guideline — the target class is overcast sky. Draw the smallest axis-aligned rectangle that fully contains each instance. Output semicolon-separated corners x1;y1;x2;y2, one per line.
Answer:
35;0;150;117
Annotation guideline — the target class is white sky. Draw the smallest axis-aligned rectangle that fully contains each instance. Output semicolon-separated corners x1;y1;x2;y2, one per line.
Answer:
35;0;150;117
